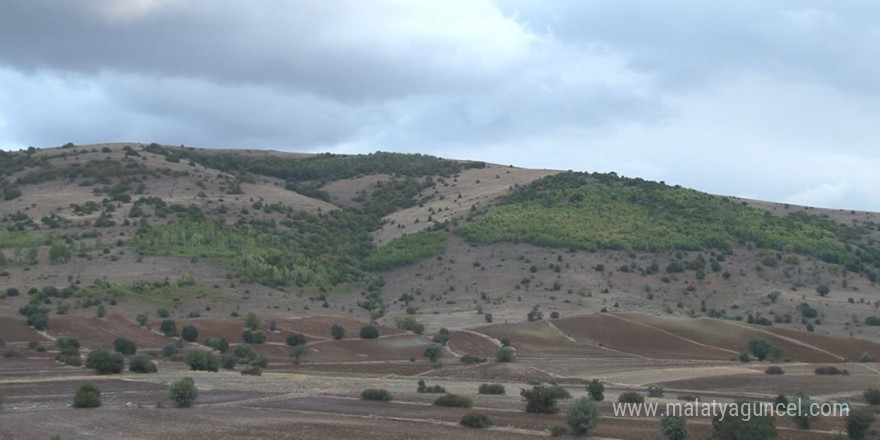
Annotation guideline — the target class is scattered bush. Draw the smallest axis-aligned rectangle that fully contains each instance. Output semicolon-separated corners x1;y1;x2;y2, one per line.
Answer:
565;397;600;436
765;366;785;375
168;377;198;408
747;338;782;361
647;386;664;397
712;400;777;440
72;384;101;408
618;392;645;404
290;344;308;364
184;349;219;372
359;326;379;339
423;344;443;362
496;346;515;363
162;343;179;357
129;353;157;373
460;412;493;429
113;337;137;355
417;380;446;394
361;389;393;402
433;393;472;408
478;383;506;395
220;353;237;370
85;350;124;375
159;319;177;337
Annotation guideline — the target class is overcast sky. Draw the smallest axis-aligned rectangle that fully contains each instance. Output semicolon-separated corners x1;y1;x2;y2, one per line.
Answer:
1;1;878;210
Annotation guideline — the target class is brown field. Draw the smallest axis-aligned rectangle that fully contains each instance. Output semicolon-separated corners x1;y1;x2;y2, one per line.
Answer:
0;317;51;344
51;314;173;350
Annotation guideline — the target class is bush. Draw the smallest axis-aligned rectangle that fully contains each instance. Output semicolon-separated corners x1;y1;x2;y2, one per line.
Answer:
496;346;515;363
790;392;819;429
181;325;199;342
245;312;260;331
330;324;345;340
550;425;568;437
159;319;177;337
461;355;486;364
433;393;472;408
647;386;664;397
864;387;880;405
55;336;80;351
460;412;493;429
765;366;785;375
113;337;137;355
747;338;782;361
286;333;306;346
565;397;600;436
162;343;179;357
156;307;170;318
478;383;506;395
814;366;842;375
359;326;379;339
86;350;124;375
72;384;101;408
168;377;198;408
417;380;446;394
241;365;262;376
361;389;393;402
129;353;157;373
866;316;880;326
220;353;237;370
234;344;255;360
659;415;689;440
858;352;875;362
618;392;644;404
290;344;308;364
184;349;219;372
423;344;443;362
712;400;777;440
587;379;605;401
521;385;561;414
847;407;876;440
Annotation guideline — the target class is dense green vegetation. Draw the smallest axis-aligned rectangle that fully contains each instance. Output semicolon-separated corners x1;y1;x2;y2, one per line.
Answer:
363;230;446;271
458;172;880;279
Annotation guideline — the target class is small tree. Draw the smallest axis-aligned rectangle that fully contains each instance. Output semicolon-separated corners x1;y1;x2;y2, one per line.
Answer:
245;312;260;331
159;319;177;337
434;394;472;408
217;337;229;353
460;413;493;429
846;407;875;440
423;344;443;362
181;325;199;342
478;384;506;395
72;384;101;408
496;346;515;363
136;313;149;326
86;350;124;375
791;392;819;429
168;377;198;408
521;385;560;414
747;338;782;361
129;353;157;373
361;389;393;402
330;324;345;340
587;379;605;401
184;349;219;372
113;337;137;355
359;325;379;339
286;333;306;346
566;397;600;436
290;345;308;364
96;304;106;318
712;400;777;440
618;392;645;404
863;387;880;405
659;415;689;440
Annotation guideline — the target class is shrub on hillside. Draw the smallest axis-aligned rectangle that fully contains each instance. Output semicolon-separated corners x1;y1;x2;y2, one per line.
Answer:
168;377;198;408
86;350;124;375
587;379;605;401
814;366;843;375
330;324;345;340
864;387;880;405
566;397;600;436
113;337;137;355
181;325;198;342
496;347;515;363
618;392;645;404
521;385;561;414
460;413;493;429
359;326;379;339
184;349;219;372
129;353;157;373
433;394;472;408
478;383;506;395
461;354;486;364
72;384;101;408
361;389;393;402
286;333;306;346
241;365;262;376
765;366;785;375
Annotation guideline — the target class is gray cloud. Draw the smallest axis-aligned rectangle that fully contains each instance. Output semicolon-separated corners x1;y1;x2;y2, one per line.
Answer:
0;0;878;210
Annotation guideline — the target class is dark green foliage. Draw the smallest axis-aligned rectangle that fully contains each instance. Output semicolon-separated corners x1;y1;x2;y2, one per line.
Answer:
566;397;600;436
846;407;875;440
129;353;157;373
423;344;443;362
417;380;446;394
330;324;345;340
432;327;451;345
163;343;179;357
747;338;782;361
359;326;379;339
361;389;393;402
659;415;689;440
168;377;198;408
461;355;486;364
159;319;177;336
156;307;170;318
286;333;306;346
764;366;785;375
234;344;255;360
72;384;101;408
496;347;515;362
587;379;605;401
433;394;472;408
290;344;308;364
363;230;446;271
712;401;777;440
478;383;506;395
865;316;880;326
245;312;260;331
457;172;880;279
136;313;149;326
49;242;71;264
27;312;49;331
184;349;219;372
220;353;237;370
521;385;561;414
816;284;830;296
618;392;645;404
241;365;262;376
86;350;124;375
864;387;880;405
814;366;844;375
113;337;137;355
790;393;819;430
181;325;198;342
55;336;80;351
460;413;493;429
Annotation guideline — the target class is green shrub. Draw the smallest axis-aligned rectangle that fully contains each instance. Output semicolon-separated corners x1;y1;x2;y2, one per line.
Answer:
162;343;179;357
184;349;219;372
764;366;785;375
478;383;506;395
286;333;306;346
647;386;664;397
181;325;199;342
241;365;262;376
747;338;782;361
814;366;842;375
159;319;177;337
587;379;605;401
330;324;345;340
550;425;568;437
361;389;393;402
847;407;875;440
168;377;198;408
864;387;880;405
359;326;379;339
113;337;137;355
433;394;472;408
72;384;101;408
461;355;486;364
55;336;80;351
565;397;600;436
712;400;777;440
659;414;689;440
496;347;515;363
363;230;446;271
521;385;561;414
423;344;443;362
460;412;493;429
156;307;170;318
618;392;644;404
220;353;237;370
129;353;157;373
865;316;880;326
86;350;124;375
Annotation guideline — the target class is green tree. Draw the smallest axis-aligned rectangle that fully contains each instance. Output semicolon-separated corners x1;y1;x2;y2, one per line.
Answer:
184;349;219;372
181;325;199;342
791;393;819;430
286;333;306;346
330;324;345;340
136;313;149;326
168;377;198;408
245;312;260;331
129;353;157;373
423;344;443;362
521;385;560;414
72;384;101;408
587;379;605;401
359;325;379;339
566;397;600;436
712;401;777;440
85;349;124;375
290;344;308;364
496;346;515;363
49;242;71;264
747;338;782;361
96;304;106;318
659;415;689;440
846;407;875;440
160;319;177;336
113;337;137;355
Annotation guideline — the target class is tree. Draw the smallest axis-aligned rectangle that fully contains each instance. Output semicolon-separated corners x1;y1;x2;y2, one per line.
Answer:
290;345;308;364
72;384;101;408
181;325;199;342
136;313;149;326
286;333;306;346
86;350;124;375
791;393;819;430
113;337;137;355
846;407;875;440
96;304;106;318
712;401;777;440
460;413;493;429
361;389;393;401
521;385;561;414
659;415;689;440
587;379;605;401
359;325;379;339
747;338;782;361
168;377;198;408
863;387;880;405
49;242;71;264
330;324;345;340
423;344;443;362
496;346;515;363
566;397;600;436
217;337;229;353
245;312;260;331
184;349;219;372
129;353;157;373
160;319;177;337
816;284;830;296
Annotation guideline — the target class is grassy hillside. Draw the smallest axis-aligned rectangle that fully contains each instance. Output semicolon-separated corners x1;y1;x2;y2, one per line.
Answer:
458;172;880;280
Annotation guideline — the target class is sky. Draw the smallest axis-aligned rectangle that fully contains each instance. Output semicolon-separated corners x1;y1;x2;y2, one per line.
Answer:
1;1;879;211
